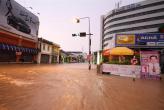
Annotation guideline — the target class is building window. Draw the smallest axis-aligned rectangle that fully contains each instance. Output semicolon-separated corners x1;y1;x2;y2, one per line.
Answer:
104;8;164;26
48;46;49;51
43;44;45;50
104;15;164;31
104;23;163;36
104;1;164;21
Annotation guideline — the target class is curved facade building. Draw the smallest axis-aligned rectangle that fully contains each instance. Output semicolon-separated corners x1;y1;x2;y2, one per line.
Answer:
101;0;164;50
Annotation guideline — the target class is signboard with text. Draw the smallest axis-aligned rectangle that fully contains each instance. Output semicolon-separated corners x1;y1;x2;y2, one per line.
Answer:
140;51;161;79
0;0;39;39
102;64;141;78
116;34;164;47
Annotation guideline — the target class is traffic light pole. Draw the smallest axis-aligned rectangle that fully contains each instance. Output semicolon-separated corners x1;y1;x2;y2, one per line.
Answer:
76;17;92;70
88;18;91;70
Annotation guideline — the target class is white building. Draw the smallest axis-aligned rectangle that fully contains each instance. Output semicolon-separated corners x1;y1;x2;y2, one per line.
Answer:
101;0;164;50
37;38;53;64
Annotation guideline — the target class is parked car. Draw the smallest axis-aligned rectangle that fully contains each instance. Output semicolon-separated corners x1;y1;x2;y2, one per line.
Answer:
7;15;31;34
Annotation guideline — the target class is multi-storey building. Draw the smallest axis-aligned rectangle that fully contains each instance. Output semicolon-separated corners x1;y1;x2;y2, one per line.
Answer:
101;0;164;50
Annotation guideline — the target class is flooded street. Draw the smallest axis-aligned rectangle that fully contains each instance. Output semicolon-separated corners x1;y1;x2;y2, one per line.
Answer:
0;63;164;110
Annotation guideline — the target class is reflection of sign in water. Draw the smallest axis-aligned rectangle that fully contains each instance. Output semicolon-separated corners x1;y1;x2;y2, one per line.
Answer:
116;34;135;45
140;51;161;79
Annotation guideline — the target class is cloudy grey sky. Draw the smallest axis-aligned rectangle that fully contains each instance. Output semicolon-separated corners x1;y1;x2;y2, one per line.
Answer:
15;0;143;53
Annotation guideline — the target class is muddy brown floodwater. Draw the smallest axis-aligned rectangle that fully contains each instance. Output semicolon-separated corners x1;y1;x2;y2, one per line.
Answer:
0;63;164;110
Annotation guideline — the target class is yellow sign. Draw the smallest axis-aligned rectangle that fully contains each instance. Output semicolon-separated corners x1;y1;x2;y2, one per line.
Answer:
116;35;135;45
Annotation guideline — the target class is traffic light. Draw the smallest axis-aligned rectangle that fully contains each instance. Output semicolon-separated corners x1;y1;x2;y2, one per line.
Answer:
79;32;86;37
72;34;77;37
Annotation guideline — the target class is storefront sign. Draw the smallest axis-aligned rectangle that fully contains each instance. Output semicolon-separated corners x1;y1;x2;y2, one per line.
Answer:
116;34;135;45
116;34;164;47
140;51;161;79
102;64;141;78
0;0;39;39
135;34;164;46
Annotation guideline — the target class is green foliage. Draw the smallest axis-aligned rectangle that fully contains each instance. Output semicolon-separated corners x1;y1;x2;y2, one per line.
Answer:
102;56;109;63
108;55;140;65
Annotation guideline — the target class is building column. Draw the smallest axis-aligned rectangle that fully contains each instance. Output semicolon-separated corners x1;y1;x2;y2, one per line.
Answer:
49;55;52;64
33;55;37;63
37;53;41;64
16;55;21;62
16;52;22;63
57;54;60;63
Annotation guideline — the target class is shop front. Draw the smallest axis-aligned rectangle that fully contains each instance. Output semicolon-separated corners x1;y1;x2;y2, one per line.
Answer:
40;54;50;64
0;0;39;63
101;33;163;80
0;42;38;63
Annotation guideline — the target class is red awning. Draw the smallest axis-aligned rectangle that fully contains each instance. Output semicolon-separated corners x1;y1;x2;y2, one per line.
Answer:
102;49;110;56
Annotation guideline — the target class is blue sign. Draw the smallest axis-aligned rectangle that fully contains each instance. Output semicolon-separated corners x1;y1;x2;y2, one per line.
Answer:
135;33;164;46
115;33;164;47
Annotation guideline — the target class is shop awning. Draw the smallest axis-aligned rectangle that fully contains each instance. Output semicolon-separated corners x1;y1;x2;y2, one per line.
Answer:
110;47;134;55
102;49;110;56
0;43;38;54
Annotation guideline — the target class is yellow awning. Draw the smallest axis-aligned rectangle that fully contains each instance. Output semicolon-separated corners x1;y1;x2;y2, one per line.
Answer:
110;47;134;55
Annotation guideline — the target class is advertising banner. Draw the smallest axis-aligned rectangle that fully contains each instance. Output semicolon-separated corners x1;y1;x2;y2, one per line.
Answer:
0;0;39;39
102;64;141;78
140;51;161;79
116;34;135;46
115;34;164;47
136;34;164;46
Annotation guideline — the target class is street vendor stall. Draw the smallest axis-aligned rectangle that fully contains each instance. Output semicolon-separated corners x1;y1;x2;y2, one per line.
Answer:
101;47;141;78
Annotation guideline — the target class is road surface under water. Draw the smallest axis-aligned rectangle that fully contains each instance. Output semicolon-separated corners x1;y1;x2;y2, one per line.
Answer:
0;63;164;110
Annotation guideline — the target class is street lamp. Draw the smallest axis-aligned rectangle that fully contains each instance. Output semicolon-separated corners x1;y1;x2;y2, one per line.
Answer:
75;17;92;70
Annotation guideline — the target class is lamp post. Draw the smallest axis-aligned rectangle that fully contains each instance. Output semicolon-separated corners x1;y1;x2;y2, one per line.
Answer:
75;17;92;70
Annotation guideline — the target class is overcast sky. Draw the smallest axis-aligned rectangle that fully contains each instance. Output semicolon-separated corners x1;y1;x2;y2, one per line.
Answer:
15;0;143;53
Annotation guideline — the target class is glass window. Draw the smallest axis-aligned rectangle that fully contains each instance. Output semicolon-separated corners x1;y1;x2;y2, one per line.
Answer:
104;23;163;36
104;1;164;21
48;45;49;51
104;8;164;26
43;44;45;50
104;15;164;31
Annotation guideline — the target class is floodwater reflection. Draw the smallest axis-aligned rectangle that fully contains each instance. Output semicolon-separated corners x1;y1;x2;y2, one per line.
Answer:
0;64;163;110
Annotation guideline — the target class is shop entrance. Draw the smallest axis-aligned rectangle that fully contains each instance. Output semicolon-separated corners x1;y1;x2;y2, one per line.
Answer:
41;54;50;63
0;50;16;62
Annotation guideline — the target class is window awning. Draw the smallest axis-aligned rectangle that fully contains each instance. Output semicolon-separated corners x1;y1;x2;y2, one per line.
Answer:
0;43;38;54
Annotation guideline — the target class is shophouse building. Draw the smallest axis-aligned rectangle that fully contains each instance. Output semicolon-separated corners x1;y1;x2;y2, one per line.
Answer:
0;0;39;63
